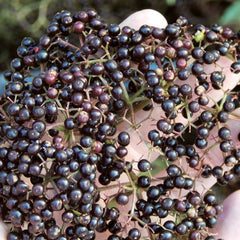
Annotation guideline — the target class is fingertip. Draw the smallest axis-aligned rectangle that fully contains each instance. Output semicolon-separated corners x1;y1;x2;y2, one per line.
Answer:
212;190;240;239
221;189;240;209
0;221;7;240
119;9;168;30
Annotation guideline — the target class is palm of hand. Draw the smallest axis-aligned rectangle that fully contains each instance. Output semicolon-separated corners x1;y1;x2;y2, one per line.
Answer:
1;9;240;240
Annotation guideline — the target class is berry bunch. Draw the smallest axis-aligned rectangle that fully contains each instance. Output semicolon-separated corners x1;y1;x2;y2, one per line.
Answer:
0;8;240;240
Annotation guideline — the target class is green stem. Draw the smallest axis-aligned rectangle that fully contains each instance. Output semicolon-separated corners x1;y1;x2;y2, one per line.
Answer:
229;112;240;119
72;210;82;216
131;96;149;104
61;223;66;234
218;91;228;111
202;141;219;157
120;81;136;126
129;83;148;102
79;58;108;66
50;179;70;211
97;181;132;192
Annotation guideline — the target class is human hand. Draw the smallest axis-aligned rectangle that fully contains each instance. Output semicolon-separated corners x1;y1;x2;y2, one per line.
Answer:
96;9;240;240
1;8;240;240
119;9;240;240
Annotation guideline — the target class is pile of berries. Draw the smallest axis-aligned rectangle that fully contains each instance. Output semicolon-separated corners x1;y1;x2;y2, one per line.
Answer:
0;8;240;240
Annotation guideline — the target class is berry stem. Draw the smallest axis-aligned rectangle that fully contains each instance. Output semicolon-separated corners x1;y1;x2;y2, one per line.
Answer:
58;37;80;51
120;81;136;126
97;181;132;192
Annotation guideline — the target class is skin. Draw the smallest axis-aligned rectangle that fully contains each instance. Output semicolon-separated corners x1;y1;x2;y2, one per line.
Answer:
1;9;240;240
119;10;240;240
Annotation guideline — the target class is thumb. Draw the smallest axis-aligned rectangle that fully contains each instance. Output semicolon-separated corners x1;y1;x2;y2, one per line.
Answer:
0;222;7;240
211;190;240;239
119;9;168;29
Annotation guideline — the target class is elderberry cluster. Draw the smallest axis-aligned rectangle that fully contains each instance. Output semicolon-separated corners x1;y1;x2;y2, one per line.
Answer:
0;8;240;240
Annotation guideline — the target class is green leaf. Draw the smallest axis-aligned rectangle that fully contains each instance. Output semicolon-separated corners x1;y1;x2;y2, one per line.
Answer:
166;0;176;6
107;198;118;208
151;155;168;176
55;126;66;132
63;131;72;143
220;0;240;25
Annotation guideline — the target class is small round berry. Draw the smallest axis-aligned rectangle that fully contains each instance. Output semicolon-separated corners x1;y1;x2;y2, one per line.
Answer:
138;159;151;172
117;131;130;146
116;193;129;205
218;127;231;140
137;176;151;188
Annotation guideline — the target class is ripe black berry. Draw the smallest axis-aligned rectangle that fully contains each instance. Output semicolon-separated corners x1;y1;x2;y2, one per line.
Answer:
116;193;129;205
1;9;238;240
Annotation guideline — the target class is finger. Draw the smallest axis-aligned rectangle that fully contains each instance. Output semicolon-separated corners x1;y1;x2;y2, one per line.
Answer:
173;56;240;125
118;59;240;170
112;8;240;198
119;9;168;30
181;108;240;196
92;10;169;239
95;11;168;239
211;190;240;239
199;109;240;168
118;53;240;170
107;7;240;215
0;223;7;240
